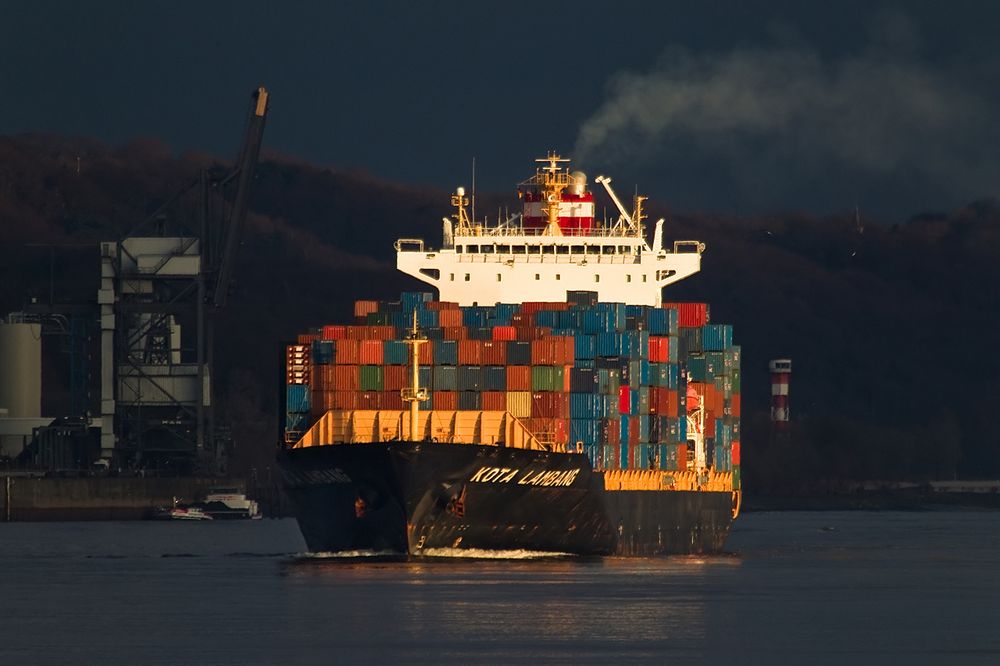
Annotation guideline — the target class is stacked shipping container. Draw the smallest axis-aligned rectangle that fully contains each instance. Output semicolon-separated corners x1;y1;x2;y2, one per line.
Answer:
285;292;740;486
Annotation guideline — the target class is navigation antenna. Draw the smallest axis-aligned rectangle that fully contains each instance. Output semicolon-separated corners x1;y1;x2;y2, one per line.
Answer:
400;311;429;440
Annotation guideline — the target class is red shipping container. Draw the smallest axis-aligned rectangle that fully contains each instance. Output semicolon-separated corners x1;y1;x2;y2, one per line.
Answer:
732;441;741;466
354;300;379;319
433;391;458;410
531;392;569;418
526;417;569;445
629;416;640;446
511;312;534;326
731;394;741;417
321;325;347;340
666;389;679;417
605;418;621;446
371;326;397;341
704;414;716;438
677;444;689;469
443;326;467;340
458;340;482;365
515;326;551;341
359;339;384;365
438;310;463;327
522;302;570;314
358;391;380;409
619;386;630;415
648;336;669;363
663;302;709;327
505;366;532;391
481;340;507;365
383;365;407;391
492;325;517;341
332;390;359;410
335;340;359;365
482;391;506;411
297;333;321;344
380;391;404;410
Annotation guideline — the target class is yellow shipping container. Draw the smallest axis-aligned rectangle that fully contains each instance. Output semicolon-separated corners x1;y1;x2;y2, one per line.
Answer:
506;391;532;418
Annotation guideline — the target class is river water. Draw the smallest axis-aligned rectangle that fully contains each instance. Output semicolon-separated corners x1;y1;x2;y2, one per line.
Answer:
0;511;997;664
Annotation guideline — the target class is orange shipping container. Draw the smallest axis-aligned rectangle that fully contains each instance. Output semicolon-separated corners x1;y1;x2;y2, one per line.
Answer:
335;340;360;365
321;325;347;340
482;391;506;411
354;300;379;319
492;325;516;341
732;441;741;466
443;326;467;340
433;391;458;410
359;339;384;365
427;301;460;311
438;310;463;328
505;366;532;391
418;341;433;365
297;333;321;344
458;340;482;365
731;394;741;417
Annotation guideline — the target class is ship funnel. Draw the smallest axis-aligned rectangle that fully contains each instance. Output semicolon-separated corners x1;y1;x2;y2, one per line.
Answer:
442;218;454;248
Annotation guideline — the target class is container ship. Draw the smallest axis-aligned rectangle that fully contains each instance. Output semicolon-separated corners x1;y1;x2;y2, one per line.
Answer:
278;154;741;556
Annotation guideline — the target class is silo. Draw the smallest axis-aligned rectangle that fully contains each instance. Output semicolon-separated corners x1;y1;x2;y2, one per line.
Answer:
0;321;43;418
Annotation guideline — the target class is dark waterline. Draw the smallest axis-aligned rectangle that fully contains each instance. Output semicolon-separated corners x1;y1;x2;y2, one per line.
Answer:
1;512;997;664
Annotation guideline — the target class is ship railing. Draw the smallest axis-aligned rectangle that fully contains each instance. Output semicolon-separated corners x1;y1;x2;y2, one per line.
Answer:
454;252;642;265
394;239;425;252
456;225;642;239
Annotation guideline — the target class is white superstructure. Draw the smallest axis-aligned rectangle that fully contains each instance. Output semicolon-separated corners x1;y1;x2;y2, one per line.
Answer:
397;154;704;306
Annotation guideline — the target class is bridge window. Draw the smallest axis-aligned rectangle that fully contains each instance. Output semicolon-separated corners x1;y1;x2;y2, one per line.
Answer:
602;245;615;254
419;268;440;280
512;245;526;254
482;245;495;254
497;244;510;254
467;245;479;254
556;245;569;255
619;246;630;254
571;245;585;254
456;245;463;254
586;245;600;254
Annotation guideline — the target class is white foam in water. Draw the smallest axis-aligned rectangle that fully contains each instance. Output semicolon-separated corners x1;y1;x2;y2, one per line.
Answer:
418;548;573;559
299;549;402;559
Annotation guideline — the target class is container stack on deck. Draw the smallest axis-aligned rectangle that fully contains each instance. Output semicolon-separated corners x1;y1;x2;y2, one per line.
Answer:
285;292;740;484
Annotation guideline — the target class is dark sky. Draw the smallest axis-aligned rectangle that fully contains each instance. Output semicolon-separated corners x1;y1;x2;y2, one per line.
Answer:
4;0;1000;220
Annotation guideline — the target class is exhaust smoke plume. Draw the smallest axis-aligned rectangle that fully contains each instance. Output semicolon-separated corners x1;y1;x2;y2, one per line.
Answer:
574;20;1000;211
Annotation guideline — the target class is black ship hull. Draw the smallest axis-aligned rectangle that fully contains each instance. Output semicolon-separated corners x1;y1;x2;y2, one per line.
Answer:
279;442;734;556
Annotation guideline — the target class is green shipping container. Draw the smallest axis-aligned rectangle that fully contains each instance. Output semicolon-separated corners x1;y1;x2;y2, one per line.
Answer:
359;365;384;391
531;365;565;392
733;465;741;490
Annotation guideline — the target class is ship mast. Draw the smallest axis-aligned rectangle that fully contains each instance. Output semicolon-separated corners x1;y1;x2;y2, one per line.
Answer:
401;311;429;440
537;152;570;237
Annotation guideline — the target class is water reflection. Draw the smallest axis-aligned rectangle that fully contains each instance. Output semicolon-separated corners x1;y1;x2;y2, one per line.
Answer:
281;554;743;655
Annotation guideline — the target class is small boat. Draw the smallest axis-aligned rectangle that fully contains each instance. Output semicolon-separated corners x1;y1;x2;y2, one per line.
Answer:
152;489;261;521
198;487;263;520
152;499;214;521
